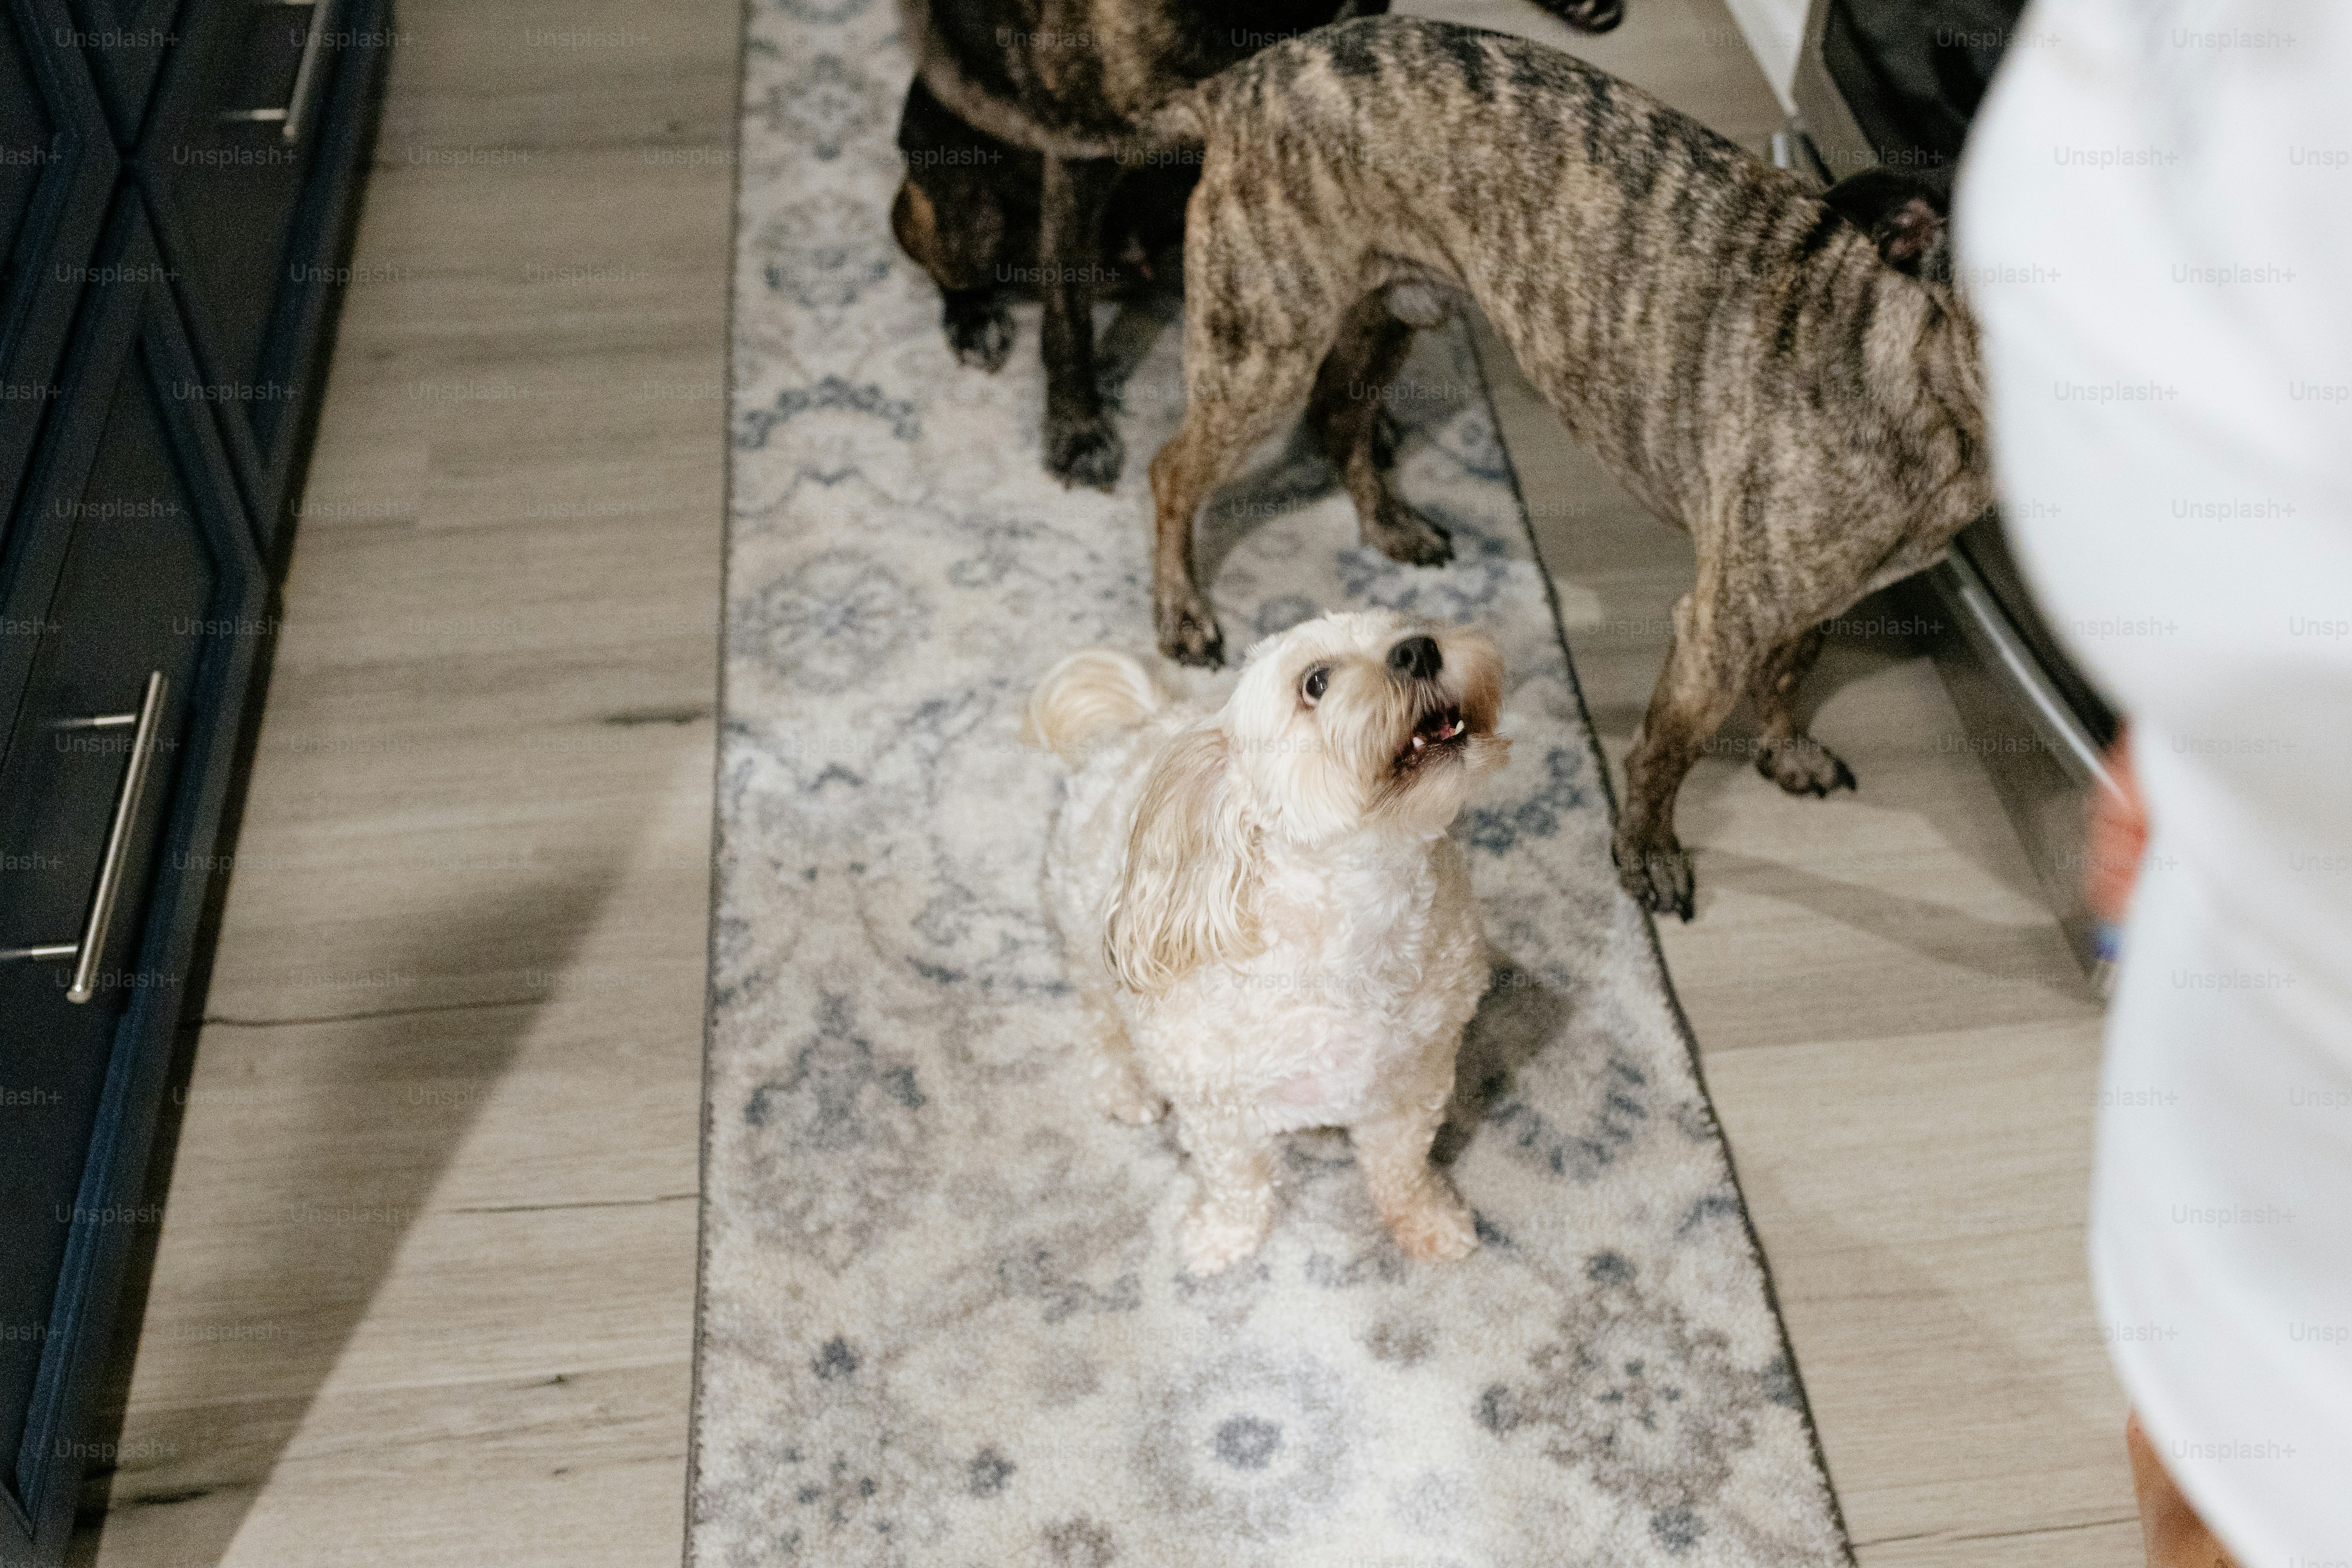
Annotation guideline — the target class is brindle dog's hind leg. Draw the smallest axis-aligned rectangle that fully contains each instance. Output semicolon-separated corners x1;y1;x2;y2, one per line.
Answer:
1150;335;1326;665
1747;624;1857;796
1613;567;1758;920
1304;289;1453;568
1039;155;1125;490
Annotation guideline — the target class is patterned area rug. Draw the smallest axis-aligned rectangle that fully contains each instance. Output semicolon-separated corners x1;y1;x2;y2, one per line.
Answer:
693;3;1852;1564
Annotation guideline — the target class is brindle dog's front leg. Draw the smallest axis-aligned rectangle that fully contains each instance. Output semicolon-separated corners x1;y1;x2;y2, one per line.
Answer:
941;285;1016;372
1039;155;1124;489
1748;624;1857;796
1148;415;1228;666
1615;572;1758;920
1304;291;1454;568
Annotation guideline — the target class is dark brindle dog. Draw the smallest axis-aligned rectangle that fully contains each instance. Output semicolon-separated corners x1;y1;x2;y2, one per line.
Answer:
891;76;1198;376
1148;18;1992;919
892;0;1624;491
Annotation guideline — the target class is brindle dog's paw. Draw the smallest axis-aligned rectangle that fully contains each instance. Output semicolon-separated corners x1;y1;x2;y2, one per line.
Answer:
1044;410;1124;490
1539;0;1625;33
943;296;1014;372
1155;586;1225;668
1366;501;1453;568
1613;834;1696;921
1756;737;1858;797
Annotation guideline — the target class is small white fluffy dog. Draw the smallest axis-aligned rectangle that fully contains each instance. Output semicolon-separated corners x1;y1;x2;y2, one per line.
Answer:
1023;609;1508;1274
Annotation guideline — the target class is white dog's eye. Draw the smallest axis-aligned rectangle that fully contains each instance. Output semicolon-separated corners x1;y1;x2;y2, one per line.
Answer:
1301;665;1329;705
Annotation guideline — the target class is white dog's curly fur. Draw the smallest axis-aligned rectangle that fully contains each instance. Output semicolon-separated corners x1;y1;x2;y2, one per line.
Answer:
1023;610;1509;1274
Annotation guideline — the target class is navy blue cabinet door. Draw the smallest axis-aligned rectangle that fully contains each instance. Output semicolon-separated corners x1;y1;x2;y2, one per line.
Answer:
0;4;378;1560
0;0;118;520
138;0;388;555
0;194;264;1566
57;0;184;145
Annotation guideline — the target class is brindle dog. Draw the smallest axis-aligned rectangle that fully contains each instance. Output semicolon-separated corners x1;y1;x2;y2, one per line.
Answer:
1147;18;1992;919
893;0;1625;491
891;75;1198;373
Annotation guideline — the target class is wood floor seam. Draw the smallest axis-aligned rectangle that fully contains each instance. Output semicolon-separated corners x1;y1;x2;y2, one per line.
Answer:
446;1193;699;1215
118;1355;699;1414
200;997;545;1029
1949;1515;2142;1543
1852;1514;2139;1550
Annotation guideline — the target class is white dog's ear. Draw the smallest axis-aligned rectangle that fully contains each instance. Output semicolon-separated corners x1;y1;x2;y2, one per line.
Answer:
1104;726;1261;994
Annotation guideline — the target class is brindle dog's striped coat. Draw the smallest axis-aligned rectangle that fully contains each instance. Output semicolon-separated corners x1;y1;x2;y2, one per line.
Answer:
1149;18;1993;918
898;0;1625;489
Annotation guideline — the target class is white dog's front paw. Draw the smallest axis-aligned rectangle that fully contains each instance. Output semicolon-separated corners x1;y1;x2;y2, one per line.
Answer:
1386;1183;1479;1263
1178;1198;1273;1276
1091;1064;1167;1126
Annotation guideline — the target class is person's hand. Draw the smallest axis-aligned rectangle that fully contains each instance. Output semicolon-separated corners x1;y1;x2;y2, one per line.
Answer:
2087;728;2148;923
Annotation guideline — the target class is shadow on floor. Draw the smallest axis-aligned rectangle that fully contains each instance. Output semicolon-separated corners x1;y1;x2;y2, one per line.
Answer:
68;856;634;1565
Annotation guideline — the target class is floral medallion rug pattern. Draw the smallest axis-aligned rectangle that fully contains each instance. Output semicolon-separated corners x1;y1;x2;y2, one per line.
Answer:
695;3;1852;1565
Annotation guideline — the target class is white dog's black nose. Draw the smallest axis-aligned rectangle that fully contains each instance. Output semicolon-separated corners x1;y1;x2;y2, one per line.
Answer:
1388;636;1442;681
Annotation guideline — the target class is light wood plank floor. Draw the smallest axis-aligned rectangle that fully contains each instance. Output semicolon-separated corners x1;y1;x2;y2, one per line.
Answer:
72;0;2138;1562
75;0;736;1563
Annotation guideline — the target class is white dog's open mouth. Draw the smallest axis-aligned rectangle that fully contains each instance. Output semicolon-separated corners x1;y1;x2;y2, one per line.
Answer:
1395;702;1468;772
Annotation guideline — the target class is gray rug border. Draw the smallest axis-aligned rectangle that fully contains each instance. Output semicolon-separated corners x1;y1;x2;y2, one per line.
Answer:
683;1;752;1556
681;15;1859;1558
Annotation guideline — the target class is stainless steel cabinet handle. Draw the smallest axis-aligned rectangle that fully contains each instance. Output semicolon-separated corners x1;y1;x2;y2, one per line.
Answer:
217;0;339;144
0;672;169;1004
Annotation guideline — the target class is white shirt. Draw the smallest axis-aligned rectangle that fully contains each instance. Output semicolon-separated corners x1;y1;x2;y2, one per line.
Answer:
1957;2;2352;1558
